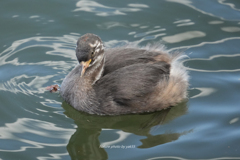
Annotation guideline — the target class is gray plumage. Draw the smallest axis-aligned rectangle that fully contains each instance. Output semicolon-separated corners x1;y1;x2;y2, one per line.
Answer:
60;33;189;115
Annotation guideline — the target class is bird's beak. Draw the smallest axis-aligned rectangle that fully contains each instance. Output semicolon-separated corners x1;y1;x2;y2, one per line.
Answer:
81;59;92;77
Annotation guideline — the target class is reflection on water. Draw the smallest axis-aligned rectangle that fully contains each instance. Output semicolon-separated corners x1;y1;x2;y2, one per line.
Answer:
62;101;189;160
162;31;206;43
0;36;78;96
167;0;240;20
0;118;73;152
74;0;148;16
0;0;240;159
221;26;240;32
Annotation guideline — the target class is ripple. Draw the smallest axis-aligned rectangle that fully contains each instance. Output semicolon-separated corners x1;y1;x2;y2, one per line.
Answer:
131;24;140;27
97;22;127;29
0;35;78;96
221;26;240;32
176;22;194;27
169;37;240;53
167;0;240;20
73;0;148;16
218;0;240;11
100;130;132;147
174;19;191;24
229;117;239;124
134;29;166;38
191;87;217;99
29;15;40;19
162;31;206;43
208;20;224;24
0;36;77;64
127;4;149;8
0;35;79;125
173;19;195;27
128;32;136;35
37;153;70;160
184;54;240;72
12;15;19;18
0;118;74;152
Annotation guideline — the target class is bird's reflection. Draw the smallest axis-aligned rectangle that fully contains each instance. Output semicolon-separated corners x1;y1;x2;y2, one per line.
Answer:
62;101;188;160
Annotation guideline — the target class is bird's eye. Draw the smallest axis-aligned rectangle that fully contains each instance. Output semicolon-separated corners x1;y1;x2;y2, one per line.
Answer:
91;47;96;56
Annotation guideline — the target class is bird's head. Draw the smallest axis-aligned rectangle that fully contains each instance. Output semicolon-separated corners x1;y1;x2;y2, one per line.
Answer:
76;33;104;77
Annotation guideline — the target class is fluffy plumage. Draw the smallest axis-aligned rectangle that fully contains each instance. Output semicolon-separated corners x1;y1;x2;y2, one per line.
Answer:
60;33;188;115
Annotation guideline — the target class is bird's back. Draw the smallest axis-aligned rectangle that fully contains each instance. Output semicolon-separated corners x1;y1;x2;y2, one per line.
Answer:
93;61;171;115
103;47;171;75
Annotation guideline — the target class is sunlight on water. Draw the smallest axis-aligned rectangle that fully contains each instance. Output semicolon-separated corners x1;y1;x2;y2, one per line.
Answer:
0;0;240;159
0;118;74;152
100;130;132;147
73;0;148;16
0;36;78;96
162;31;206;43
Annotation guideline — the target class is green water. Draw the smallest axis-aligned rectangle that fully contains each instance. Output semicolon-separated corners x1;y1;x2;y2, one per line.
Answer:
0;0;240;160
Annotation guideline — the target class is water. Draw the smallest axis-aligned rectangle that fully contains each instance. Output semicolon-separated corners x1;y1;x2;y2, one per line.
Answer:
0;0;240;159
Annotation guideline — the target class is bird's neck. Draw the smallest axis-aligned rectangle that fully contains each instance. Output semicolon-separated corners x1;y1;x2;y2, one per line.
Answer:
84;54;105;85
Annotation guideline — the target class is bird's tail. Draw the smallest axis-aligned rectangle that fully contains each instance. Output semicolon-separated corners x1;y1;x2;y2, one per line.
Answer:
148;51;189;109
161;52;189;106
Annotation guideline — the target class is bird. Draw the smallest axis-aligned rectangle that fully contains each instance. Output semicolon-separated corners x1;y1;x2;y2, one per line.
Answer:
60;33;189;115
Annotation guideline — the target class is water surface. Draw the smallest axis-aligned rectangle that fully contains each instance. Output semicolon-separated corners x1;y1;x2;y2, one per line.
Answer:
0;0;240;159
